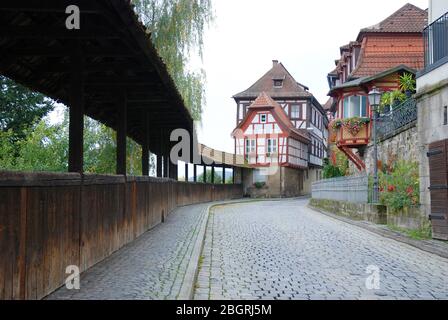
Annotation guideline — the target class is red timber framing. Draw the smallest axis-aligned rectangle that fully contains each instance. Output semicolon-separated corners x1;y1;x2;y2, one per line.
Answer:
328;66;417;171
232;92;310;170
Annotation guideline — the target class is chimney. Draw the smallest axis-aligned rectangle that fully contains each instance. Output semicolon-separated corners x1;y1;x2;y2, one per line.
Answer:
272;60;279;67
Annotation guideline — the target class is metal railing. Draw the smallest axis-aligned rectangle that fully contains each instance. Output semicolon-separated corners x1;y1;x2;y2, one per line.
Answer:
424;11;448;67
376;98;417;140
312;174;368;203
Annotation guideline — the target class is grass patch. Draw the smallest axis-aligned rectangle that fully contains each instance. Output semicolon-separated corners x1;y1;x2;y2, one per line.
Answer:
387;224;432;240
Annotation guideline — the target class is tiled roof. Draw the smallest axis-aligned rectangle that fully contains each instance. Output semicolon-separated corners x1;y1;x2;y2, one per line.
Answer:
329;65;417;95
233;92;310;143
359;3;427;36
350;36;424;78
323;98;334;111
233;61;313;99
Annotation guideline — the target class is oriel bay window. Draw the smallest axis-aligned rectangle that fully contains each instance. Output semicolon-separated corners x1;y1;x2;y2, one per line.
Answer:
343;95;368;118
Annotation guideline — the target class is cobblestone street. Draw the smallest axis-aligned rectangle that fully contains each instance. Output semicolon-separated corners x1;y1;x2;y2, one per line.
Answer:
194;199;448;300
48;204;210;300
46;199;448;300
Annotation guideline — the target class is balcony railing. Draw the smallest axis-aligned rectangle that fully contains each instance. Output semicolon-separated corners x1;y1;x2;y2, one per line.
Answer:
424;11;448;68
376;98;417;140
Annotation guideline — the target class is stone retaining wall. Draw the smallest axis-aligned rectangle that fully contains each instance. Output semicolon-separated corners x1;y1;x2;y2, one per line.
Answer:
309;198;387;224
309;198;429;231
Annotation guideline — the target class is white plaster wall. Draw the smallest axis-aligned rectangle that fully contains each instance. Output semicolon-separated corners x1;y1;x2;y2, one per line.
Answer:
417;61;448;91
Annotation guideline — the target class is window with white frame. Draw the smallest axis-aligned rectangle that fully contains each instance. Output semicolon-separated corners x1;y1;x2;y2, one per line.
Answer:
260;114;267;123
343;95;367;118
267;139;278;154
245;139;256;154
290;104;301;119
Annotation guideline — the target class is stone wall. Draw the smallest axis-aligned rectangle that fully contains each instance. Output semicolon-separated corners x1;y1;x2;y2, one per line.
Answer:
348;123;419;176
309;198;387;224
416;79;448;217
242;166;319;198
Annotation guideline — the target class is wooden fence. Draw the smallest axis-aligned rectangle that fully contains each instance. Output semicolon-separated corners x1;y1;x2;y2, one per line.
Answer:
0;171;243;300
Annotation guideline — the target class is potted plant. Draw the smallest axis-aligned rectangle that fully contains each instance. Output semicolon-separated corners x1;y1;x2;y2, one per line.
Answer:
331;119;343;130
254;182;266;189
380;92;392;114
399;72;416;97
390;90;406;108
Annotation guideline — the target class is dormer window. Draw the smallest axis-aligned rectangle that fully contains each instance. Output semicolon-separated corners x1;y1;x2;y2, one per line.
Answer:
273;79;283;88
273;76;285;88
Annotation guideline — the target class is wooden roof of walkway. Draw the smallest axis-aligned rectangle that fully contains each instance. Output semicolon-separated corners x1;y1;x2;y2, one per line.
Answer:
0;0;194;174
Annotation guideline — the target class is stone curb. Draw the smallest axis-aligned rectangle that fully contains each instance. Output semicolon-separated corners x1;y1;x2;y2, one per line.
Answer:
177;198;262;300
177;197;310;300
308;204;448;260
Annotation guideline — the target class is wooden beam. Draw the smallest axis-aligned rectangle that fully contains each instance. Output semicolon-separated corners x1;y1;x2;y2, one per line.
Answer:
6;47;134;57
68;43;84;173
185;163;189;182
0;0;99;12
193;165;197;182
116;91;127;175
211;165;215;184
141;112;150;176
0;27;118;39
41;62;150;73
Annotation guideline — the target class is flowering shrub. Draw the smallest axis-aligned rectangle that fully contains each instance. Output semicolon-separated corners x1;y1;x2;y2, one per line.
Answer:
342;117;370;136
378;160;419;210
331;119;343;129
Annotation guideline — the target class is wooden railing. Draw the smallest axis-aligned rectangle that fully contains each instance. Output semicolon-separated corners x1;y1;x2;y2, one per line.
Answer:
0;171;243;300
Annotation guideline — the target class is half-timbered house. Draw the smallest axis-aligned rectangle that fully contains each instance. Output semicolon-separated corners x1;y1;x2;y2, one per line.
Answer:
326;3;427;171
232;61;328;197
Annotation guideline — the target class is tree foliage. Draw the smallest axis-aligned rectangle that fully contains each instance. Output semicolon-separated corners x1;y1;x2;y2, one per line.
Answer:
0;76;54;143
0;1;212;173
0;112;144;175
132;0;213;120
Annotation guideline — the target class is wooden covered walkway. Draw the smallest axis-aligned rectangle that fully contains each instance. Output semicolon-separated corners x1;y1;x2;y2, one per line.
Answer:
0;0;244;300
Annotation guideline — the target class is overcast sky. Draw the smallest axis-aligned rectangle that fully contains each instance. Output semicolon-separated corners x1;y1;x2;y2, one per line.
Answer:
196;0;428;153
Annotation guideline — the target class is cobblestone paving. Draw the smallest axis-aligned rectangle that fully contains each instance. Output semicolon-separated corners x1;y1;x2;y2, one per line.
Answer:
48;204;209;300
194;199;448;300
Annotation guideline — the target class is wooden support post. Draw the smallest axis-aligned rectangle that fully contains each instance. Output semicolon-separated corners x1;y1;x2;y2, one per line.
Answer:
156;154;162;177
223;166;226;184
162;131;169;178
68;44;84;173
170;160;178;180
141;112;150;176
203;165;207;183
185;163;189;182
116;90;127;175
193;164;197;182
163;154;169;178
211;165;215;184
232;167;235;184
